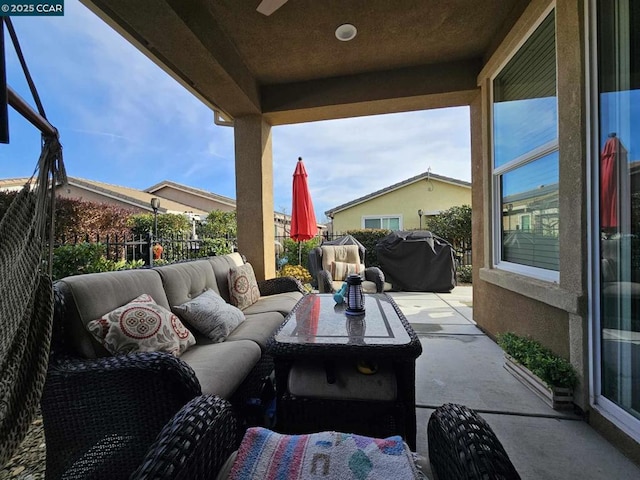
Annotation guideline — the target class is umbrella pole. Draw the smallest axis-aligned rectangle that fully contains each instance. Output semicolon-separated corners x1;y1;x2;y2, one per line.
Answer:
298;241;302;265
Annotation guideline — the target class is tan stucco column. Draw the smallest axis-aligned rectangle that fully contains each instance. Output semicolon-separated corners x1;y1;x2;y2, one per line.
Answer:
234;115;275;281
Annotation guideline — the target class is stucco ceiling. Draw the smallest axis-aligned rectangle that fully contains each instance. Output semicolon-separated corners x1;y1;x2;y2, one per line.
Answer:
82;0;530;124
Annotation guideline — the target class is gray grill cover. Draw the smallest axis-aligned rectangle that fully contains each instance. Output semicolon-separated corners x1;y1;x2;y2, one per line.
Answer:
375;231;456;292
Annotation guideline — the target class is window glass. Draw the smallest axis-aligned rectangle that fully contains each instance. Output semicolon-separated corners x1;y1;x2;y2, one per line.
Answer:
493;12;557;168
494;97;558;167
363;216;400;230
364;218;381;229
502;151;559;271
383;217;400;230
597;0;640;421
492;10;559;275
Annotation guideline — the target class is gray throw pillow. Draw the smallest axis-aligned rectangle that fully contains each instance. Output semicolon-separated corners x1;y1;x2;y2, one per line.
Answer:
173;289;244;343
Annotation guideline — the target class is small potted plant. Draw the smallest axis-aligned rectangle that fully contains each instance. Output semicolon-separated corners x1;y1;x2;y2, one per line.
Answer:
497;332;577;410
152;243;164;260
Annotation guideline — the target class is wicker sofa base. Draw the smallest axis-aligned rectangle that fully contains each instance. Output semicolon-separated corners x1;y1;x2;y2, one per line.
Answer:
427;403;520;480
276;394;407;442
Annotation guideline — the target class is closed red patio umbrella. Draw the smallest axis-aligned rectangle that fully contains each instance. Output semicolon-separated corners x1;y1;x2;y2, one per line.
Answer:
600;133;627;230
290;157;317;262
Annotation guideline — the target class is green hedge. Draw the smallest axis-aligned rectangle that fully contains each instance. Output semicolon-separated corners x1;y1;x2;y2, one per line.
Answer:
457;265;472;284
52;242;144;280
344;229;391;267
281;237;321;270
497;332;577;389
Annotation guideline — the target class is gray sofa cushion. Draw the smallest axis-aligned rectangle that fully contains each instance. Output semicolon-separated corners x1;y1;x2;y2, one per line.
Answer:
242;292;304;317
58;269;168;359
179;340;261;398
155;260;220;306
226;311;286;350
208;253;244;303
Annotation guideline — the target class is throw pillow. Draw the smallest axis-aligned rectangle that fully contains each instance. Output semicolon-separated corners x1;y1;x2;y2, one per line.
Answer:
228;263;260;310
331;261;366;281
173;289;244;343
86;293;195;357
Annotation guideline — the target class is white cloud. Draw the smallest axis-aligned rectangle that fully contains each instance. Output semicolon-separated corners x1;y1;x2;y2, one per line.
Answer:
273;107;471;220
3;2;471;223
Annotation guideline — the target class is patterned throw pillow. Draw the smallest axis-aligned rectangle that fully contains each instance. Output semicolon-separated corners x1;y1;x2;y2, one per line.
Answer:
173;289;244;343
228;263;261;310
331;261;366;281
86;294;195;357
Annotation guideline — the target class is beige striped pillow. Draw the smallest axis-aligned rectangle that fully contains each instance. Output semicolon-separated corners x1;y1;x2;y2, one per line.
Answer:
331;261;365;281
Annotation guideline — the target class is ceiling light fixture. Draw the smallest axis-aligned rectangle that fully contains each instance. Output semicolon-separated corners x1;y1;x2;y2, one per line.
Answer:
335;23;357;42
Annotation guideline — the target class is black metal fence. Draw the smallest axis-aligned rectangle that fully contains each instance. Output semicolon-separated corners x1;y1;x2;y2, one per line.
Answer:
274;232;472;268
55;233;237;266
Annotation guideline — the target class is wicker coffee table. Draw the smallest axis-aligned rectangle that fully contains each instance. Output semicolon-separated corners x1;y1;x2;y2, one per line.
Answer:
266;293;422;449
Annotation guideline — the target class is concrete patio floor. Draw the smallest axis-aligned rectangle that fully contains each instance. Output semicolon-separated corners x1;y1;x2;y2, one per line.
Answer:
389;287;640;479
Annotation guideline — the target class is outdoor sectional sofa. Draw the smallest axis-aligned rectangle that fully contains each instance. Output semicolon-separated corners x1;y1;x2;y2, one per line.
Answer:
40;252;520;479
42;252;305;479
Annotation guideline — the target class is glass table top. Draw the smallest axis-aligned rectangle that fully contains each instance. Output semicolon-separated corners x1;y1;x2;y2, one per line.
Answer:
274;293;411;346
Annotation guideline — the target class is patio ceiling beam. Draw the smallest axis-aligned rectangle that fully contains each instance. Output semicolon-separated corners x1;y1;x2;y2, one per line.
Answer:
261;59;482;125
81;0;261;119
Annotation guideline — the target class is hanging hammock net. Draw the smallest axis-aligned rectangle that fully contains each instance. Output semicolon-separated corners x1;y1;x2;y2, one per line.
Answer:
0;16;66;463
0;134;65;464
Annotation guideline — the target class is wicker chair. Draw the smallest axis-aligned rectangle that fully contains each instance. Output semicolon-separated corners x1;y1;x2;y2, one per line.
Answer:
427;403;520;480
310;244;387;293
41;352;237;480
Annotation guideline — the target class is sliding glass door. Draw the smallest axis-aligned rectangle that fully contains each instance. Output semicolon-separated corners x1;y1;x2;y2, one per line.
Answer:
596;0;640;426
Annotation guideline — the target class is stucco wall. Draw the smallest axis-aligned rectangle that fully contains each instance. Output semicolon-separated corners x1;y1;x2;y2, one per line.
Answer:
331;178;470;233
473;0;588;405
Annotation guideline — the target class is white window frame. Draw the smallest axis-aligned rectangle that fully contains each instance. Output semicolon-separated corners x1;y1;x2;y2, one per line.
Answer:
361;215;403;230
490;4;560;283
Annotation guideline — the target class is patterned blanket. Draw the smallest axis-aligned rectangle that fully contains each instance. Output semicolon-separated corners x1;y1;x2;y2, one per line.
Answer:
228;427;420;480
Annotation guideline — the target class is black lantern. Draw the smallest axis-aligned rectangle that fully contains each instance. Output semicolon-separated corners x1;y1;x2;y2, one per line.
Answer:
345;274;365;315
150;197;160;239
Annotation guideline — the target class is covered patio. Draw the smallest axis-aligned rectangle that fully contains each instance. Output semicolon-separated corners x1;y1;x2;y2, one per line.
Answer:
4;288;640;478
74;0;640;467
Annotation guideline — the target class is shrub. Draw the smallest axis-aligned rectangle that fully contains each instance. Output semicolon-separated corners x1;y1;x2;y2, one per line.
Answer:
279;264;312;284
52;242;144;280
425;205;472;251
199;237;235;256
281;237;320;270
344;229;391;267
55;197;134;241
457;265;472;284
128;212;191;238
497;332;577;389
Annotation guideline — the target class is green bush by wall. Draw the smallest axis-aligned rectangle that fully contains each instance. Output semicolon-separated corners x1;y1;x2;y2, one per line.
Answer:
52;242;144;280
497;332;577;390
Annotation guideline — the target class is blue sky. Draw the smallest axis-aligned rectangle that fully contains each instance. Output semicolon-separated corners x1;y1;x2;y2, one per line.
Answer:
0;1;471;222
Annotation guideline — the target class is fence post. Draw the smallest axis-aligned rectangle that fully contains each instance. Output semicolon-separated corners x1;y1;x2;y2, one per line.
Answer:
146;232;153;267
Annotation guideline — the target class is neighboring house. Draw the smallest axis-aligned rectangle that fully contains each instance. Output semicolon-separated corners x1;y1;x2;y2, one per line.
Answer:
325;170;471;234
0;176;207;216
1;177;306;238
146;180;314;237
60;177;209;217
145;180;236;213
